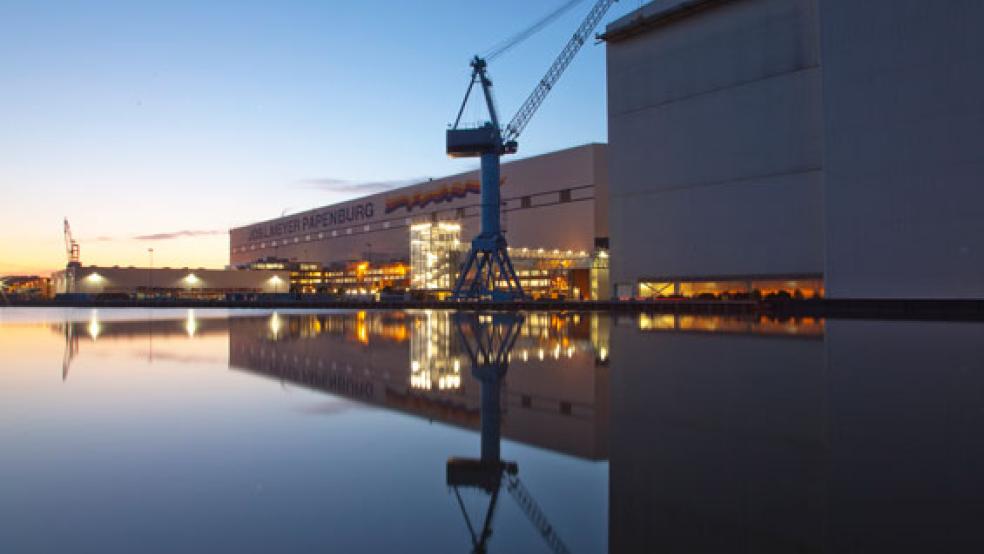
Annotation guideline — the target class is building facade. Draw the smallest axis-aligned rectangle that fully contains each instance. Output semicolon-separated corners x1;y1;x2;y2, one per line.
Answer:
0;275;51;298
52;266;289;299
605;0;984;299
230;143;611;299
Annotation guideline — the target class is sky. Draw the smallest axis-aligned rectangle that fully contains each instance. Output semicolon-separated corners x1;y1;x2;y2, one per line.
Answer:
0;0;640;276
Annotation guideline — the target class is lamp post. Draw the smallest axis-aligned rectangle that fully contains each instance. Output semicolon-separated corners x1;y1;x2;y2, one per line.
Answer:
147;248;154;298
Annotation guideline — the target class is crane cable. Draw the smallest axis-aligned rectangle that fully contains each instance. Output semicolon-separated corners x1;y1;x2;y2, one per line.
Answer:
482;0;587;62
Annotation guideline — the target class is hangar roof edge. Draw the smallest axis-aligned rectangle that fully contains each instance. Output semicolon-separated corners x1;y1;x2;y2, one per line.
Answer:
602;0;734;43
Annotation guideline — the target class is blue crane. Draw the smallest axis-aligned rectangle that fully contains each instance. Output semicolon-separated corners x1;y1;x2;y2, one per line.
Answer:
447;0;618;301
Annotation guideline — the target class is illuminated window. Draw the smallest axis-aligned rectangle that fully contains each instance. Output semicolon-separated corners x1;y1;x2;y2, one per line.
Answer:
639;282;675;297
410;223;460;290
639;277;824;299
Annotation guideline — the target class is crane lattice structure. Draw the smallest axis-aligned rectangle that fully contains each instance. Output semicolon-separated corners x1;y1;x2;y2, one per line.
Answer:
447;0;618;301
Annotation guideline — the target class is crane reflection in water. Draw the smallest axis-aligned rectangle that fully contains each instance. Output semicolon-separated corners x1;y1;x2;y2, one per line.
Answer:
447;312;571;554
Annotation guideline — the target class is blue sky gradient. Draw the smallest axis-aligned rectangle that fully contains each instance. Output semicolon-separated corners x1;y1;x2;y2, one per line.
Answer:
0;0;639;273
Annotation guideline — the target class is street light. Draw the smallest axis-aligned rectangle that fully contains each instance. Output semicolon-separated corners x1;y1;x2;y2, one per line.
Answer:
269;275;284;294
147;248;154;297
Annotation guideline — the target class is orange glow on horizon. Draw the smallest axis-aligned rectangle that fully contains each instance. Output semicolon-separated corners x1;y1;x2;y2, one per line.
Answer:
0;233;230;277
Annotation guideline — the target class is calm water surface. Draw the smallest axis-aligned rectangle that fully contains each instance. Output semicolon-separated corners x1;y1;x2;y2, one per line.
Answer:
1;308;982;553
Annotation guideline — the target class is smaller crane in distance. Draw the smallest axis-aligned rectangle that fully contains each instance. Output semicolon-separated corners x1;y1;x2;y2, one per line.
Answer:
64;218;80;265
447;0;618;301
64;218;81;293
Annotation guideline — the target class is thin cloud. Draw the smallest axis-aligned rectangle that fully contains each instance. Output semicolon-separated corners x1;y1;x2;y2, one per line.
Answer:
297;177;424;195
81;229;226;242
129;350;226;364
133;229;226;241
295;400;370;416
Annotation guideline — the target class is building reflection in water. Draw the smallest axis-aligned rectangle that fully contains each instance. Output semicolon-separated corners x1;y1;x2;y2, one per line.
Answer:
228;309;611;460
410;310;460;391
55;309;230;379
608;315;984;552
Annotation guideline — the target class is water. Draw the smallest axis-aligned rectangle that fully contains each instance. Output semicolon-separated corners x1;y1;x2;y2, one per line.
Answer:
1;308;982;553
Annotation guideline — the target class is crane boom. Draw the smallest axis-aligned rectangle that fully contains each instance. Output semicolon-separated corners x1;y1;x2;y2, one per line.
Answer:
503;0;617;143
507;475;571;554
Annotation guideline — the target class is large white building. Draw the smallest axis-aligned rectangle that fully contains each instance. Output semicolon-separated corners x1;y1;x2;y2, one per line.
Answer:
604;0;984;300
231;144;610;299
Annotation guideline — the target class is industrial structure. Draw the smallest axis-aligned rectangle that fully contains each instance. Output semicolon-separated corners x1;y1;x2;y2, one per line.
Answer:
51;265;289;299
43;0;983;303
228;0;618;301
52;218;290;300
445;0;617;300
0;275;51;299
603;0;984;300
62;218;82;294
230;143;610;300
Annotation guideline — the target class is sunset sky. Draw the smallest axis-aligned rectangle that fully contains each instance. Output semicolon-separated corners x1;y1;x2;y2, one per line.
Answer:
0;0;635;276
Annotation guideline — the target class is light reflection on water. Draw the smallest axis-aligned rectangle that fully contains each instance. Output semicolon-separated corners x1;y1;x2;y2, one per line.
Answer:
1;308;983;553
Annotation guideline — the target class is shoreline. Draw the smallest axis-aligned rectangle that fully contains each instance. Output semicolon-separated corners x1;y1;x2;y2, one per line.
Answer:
3;297;983;322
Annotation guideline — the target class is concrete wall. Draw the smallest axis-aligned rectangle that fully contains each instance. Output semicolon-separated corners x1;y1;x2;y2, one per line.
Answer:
606;0;984;299
606;0;825;288
820;1;984;298
230;143;608;267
